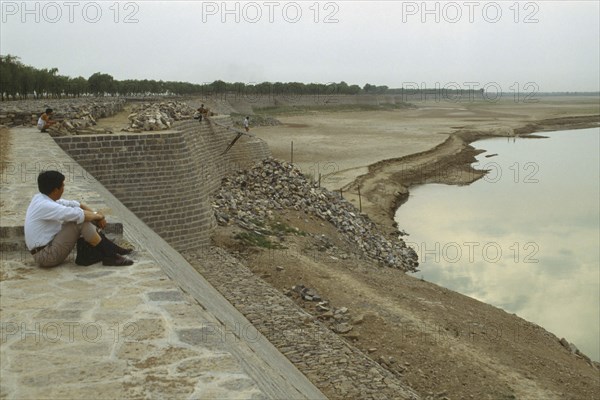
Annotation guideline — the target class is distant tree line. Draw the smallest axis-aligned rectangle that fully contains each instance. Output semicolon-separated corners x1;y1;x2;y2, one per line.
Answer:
0;55;398;101
1;54;482;101
0;55;209;100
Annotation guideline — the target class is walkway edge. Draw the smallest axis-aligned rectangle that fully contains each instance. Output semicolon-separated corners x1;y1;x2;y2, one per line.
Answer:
79;155;327;399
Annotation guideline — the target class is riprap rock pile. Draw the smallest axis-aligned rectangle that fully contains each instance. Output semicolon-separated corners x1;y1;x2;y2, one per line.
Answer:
125;101;196;131
213;158;419;272
0;98;124;133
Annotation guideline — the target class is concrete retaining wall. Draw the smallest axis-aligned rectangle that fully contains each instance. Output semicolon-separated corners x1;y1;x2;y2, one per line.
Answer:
201;93;486;114
54;116;270;251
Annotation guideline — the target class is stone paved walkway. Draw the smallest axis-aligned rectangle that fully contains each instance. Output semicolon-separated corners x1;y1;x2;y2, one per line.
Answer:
0;128;325;399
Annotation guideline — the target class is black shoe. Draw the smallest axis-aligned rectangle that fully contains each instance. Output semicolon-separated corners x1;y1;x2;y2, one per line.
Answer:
112;244;133;255
96;237;134;266
117;247;134;255
99;232;134;255
102;254;134;266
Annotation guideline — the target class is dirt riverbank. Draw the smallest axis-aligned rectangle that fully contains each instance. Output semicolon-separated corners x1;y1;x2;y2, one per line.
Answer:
210;96;600;398
211;206;599;400
253;97;600;233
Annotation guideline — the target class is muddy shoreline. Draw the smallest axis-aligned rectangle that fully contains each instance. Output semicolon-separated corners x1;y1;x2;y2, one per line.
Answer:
344;114;600;234
212;111;600;399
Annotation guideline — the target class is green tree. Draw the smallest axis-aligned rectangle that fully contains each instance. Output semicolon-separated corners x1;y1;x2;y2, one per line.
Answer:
348;84;361;94
68;76;88;97
17;66;36;99
0;55;15;100
0;54;23;100
88;72;115;96
363;83;374;93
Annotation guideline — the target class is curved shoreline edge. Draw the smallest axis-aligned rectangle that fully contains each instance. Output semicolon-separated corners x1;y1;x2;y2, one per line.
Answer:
342;114;600;235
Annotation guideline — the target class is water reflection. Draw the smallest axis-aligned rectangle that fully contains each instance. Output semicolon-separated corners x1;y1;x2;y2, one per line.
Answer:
395;128;600;361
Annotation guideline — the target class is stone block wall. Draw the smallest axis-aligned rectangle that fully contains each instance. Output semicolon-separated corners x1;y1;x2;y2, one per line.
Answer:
54;116;270;251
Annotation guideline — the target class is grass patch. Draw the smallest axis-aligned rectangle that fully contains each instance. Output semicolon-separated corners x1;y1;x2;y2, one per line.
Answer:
249;218;266;228
271;220;308;236
233;219;306;249
234;231;287;249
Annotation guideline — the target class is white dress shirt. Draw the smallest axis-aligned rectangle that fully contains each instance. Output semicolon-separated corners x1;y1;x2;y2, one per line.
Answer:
24;193;85;250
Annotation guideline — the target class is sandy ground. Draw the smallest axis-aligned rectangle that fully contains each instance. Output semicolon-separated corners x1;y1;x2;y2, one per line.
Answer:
254;97;600;231
0;125;10;212
94;103;135;131
0;125;9;168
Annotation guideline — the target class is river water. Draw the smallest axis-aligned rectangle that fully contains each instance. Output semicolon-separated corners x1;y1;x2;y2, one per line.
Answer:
395;128;600;361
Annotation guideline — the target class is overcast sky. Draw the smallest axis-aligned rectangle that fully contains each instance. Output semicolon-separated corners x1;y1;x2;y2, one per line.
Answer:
1;1;599;92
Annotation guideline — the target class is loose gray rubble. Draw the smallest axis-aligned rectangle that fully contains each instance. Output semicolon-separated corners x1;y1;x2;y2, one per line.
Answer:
0;98;125;135
124;101;196;132
186;247;421;400
213;158;419;272
559;337;597;367
289;284;357;335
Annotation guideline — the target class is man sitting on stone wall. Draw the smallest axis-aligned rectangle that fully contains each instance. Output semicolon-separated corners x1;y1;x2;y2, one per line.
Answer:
25;171;134;267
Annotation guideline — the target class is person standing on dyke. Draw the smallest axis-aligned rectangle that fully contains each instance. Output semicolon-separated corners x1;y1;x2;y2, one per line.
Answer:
25;170;134;268
197;104;207;122
243;116;250;133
